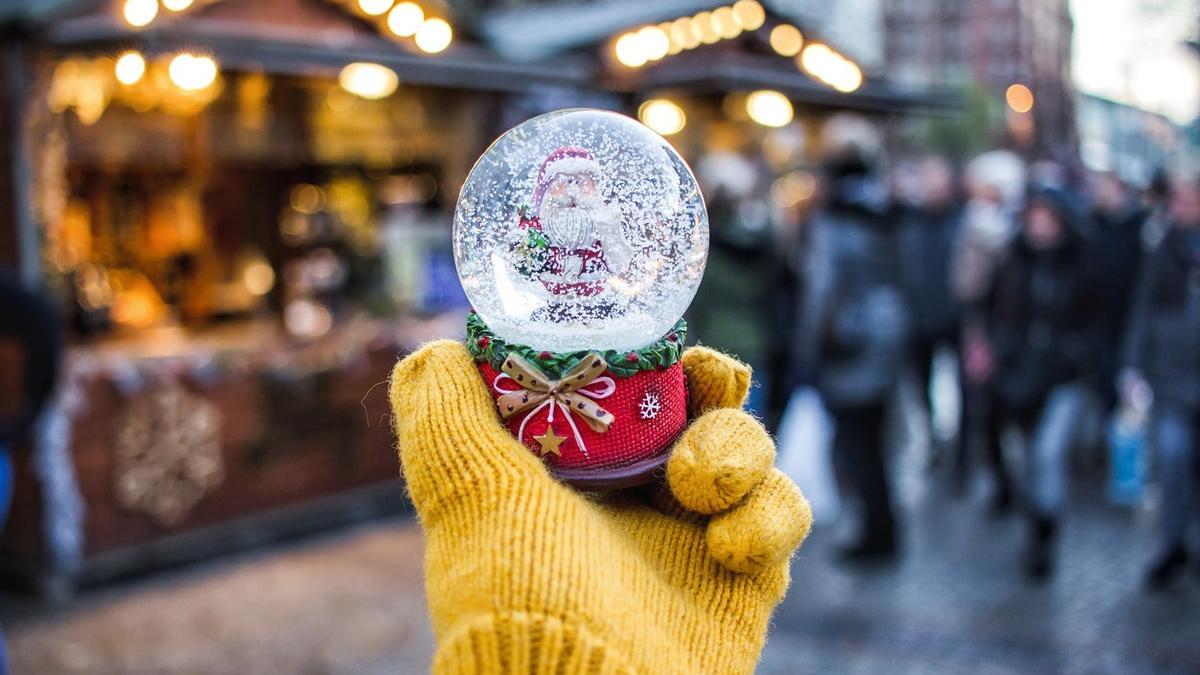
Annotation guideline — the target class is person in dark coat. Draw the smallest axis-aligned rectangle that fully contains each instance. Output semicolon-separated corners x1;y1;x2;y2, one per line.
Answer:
0;272;61;674
1122;174;1200;588
951;151;1026;510
986;187;1097;580
897;156;962;460
798;115;909;561
688;187;777;420
1084;173;1146;410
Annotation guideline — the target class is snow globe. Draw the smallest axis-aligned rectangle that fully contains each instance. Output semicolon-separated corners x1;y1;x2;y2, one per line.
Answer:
454;108;708;489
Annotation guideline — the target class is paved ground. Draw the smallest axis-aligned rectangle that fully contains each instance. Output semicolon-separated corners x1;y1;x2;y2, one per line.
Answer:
3;526;436;675
4;469;1200;674
761;478;1200;675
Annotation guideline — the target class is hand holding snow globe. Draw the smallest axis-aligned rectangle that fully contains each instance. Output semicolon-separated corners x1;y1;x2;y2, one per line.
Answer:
454;109;708;488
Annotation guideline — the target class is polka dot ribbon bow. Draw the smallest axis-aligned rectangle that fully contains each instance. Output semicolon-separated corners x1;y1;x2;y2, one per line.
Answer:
492;352;616;456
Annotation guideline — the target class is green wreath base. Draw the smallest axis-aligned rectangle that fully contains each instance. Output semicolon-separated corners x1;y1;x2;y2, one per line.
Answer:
465;312;687;379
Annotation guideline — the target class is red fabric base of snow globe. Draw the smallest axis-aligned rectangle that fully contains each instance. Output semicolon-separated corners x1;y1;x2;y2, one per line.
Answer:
477;360;688;489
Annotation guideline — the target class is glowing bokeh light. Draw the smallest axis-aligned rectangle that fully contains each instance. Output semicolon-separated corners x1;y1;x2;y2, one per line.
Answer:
746;89;794;127
338;62;399;99
414;18;452;53
386;2;424;36
114;51;147;85
770;24;804;57
1006;83;1034;113
168;53;219;91
122;0;158;27
638;99;687;136
732;0;765;31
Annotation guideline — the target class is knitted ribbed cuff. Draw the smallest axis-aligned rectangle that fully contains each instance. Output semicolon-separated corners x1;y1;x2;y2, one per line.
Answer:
433;611;633;675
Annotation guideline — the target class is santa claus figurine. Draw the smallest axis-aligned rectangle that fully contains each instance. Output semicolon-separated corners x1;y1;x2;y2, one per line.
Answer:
515;147;632;305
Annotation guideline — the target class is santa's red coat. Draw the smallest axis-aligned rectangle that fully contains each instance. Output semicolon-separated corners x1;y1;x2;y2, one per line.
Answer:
520;214;613;297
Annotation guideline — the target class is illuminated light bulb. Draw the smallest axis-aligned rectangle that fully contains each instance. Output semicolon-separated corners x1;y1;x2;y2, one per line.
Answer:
732;0;765;31
1006;83;1034;113
162;0;193;10
338;62;398;99
833;60;863;92
638;99;686;136
169;53;218;91
242;260;276;296
414;17;452;54
670;17;699;50
122;0;158;27
358;0;393;16
800;42;831;75
799;43;864;93
661;22;683;55
746;89;793;127
615;32;647;67
711;6;741;39
693;11;719;44
114;51;146;85
638;25;670;61
386;1;424;36
770;24;803;57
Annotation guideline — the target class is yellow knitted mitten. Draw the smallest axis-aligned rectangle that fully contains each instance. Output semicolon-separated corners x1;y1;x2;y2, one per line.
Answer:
390;341;811;674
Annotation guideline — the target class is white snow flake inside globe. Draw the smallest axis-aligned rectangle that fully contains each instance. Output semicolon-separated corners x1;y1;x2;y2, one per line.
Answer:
453;108;709;353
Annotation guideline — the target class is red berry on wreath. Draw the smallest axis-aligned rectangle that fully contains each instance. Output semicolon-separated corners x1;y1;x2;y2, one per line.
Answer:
538;351;553;360
667;333;678;343
477;336;490;349
625;352;639;363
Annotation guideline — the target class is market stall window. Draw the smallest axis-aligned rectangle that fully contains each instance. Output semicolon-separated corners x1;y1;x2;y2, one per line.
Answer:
33;62;474;340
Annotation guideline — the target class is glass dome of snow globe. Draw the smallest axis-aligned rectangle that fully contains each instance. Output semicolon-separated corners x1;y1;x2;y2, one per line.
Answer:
453;108;708;354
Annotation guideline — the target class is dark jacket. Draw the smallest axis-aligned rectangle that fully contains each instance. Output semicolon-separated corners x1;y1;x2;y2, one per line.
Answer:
688;196;776;364
799;173;909;408
1122;227;1200;412
987;192;1095;413
897;203;962;342
0;273;61;443
1084;201;1146;389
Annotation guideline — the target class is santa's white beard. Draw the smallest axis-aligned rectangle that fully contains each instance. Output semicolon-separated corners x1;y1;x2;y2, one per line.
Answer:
540;195;610;250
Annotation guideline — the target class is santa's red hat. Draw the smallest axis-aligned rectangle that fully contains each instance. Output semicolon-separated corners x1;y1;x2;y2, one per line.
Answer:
532;146;601;211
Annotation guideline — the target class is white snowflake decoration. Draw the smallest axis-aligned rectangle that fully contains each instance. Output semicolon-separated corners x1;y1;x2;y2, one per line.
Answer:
639;391;662;420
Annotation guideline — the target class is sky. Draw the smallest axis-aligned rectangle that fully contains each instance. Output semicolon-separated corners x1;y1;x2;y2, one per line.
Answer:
1071;0;1199;123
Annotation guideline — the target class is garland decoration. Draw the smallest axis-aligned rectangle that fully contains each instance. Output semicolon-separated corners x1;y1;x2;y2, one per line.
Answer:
466;312;686;379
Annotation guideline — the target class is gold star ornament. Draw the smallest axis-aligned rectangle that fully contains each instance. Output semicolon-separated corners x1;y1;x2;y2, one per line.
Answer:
533;426;566;456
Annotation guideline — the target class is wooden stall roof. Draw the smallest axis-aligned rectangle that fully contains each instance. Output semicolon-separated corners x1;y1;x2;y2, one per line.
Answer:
2;0;953;111
478;0;954;114
5;0;596;93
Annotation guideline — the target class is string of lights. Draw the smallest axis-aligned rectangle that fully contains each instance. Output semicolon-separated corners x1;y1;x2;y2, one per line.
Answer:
613;0;864;100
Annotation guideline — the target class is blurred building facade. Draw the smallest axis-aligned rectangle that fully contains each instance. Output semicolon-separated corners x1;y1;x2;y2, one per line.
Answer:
1077;93;1189;183
883;0;1076;155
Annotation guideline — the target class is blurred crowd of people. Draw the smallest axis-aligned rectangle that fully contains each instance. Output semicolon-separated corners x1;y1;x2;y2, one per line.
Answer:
688;114;1200;589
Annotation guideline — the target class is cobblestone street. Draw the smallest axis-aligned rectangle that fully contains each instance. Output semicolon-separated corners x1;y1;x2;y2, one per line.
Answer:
761;479;1200;674
4;473;1200;674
